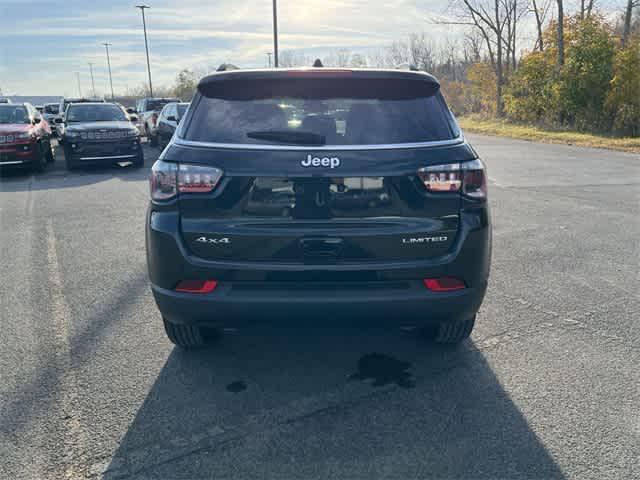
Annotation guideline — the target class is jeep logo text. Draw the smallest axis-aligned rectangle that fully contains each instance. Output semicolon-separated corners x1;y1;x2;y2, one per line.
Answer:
301;155;340;169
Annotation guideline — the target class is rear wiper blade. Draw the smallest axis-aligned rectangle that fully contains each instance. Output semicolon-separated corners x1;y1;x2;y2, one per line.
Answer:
246;130;326;146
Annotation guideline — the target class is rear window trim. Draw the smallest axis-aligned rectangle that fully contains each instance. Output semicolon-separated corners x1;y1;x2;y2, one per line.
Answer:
171;134;464;151
175;88;464;151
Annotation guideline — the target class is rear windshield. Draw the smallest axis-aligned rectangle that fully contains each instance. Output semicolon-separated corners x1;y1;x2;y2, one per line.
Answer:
66;104;127;123
147;100;177;112
0;105;29;124
44;104;59;114
183;77;458;146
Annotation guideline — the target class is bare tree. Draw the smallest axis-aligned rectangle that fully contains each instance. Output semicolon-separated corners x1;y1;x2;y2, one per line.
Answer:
531;0;551;51
622;0;640;46
279;50;310;68
325;49;352;67
557;0;565;66
438;0;523;115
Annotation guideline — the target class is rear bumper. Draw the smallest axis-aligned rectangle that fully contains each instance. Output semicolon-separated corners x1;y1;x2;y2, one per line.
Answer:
146;208;491;328
151;280;487;327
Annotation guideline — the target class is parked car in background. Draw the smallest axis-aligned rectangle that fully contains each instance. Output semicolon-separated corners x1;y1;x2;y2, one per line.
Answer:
0;98;10;104
35;105;44;113
156;102;189;150
43;103;60;136
57;102;143;170
56;97;106;139
0;102;54;171
135;97;180;146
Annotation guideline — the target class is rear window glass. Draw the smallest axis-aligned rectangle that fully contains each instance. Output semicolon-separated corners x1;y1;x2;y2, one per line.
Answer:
147;100;177;112
183;78;458;146
66;104;127;122
44;104;59;114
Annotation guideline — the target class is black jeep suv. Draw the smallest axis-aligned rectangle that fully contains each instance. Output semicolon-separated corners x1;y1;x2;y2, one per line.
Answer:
146;68;491;347
59;102;143;170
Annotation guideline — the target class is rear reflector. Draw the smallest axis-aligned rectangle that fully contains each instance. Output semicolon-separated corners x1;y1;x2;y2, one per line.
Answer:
423;277;465;292
175;280;218;293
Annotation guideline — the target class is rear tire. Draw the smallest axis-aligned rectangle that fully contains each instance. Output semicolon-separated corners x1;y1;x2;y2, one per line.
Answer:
64;146;77;171
434;315;476;344
46;141;55;163
162;318;208;348
132;150;144;168
32;143;45;173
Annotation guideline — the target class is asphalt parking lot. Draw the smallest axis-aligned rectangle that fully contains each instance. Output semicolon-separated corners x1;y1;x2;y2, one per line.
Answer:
1;135;638;479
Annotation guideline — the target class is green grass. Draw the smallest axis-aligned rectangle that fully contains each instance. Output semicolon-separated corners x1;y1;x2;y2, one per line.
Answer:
458;117;640;153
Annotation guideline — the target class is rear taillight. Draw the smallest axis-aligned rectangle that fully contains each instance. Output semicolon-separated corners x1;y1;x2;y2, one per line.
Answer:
418;159;487;200
177;164;223;193
150;160;223;200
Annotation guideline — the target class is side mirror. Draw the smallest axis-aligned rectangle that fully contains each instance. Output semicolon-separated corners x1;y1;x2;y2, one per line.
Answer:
54;117;63;124
129;115;139;123
166;115;177;122
33;117;42;124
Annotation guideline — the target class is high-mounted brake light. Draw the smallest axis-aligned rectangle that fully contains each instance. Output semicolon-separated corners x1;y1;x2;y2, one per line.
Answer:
286;69;353;77
175;280;218;293
423;277;466;292
150;160;223;200
418;159;487;200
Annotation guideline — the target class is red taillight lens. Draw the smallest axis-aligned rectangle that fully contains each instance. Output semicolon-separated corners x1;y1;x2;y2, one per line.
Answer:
175;280;218;293
423;277;466;292
150;161;223;200
418;159;487;200
461;159;487;199
178;164;223;193
150;160;177;200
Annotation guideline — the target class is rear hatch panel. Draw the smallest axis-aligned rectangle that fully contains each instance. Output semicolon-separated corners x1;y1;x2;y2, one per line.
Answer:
172;143;475;263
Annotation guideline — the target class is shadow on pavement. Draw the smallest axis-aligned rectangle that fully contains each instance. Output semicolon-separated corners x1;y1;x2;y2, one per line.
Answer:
106;328;564;479
0;144;157;192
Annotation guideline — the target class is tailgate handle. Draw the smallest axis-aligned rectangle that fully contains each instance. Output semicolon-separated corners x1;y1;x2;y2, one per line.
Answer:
299;237;344;256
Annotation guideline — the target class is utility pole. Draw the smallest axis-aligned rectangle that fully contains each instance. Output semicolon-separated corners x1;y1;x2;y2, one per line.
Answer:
76;72;82;97
136;5;154;96
88;62;96;97
266;52;272;67
103;42;115;101
272;0;279;67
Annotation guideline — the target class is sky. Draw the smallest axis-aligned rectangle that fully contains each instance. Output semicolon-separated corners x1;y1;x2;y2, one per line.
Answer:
0;0;626;97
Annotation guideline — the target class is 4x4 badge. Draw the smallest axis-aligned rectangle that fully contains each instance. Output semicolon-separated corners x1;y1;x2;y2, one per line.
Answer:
195;236;230;245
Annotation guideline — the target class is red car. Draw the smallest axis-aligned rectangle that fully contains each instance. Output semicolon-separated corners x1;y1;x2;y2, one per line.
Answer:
0;103;54;172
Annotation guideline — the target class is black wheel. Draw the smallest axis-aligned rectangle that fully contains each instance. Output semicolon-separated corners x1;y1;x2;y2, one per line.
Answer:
45;140;55;163
32;143;45;173
64;146;77;171
434;315;476;344
132;150;144;168
162;318;208;348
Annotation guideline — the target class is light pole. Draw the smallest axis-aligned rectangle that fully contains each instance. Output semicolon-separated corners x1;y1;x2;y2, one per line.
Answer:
103;42;115;101
272;0;279;67
136;5;153;96
88;62;96;97
266;52;272;67
75;72;82;97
